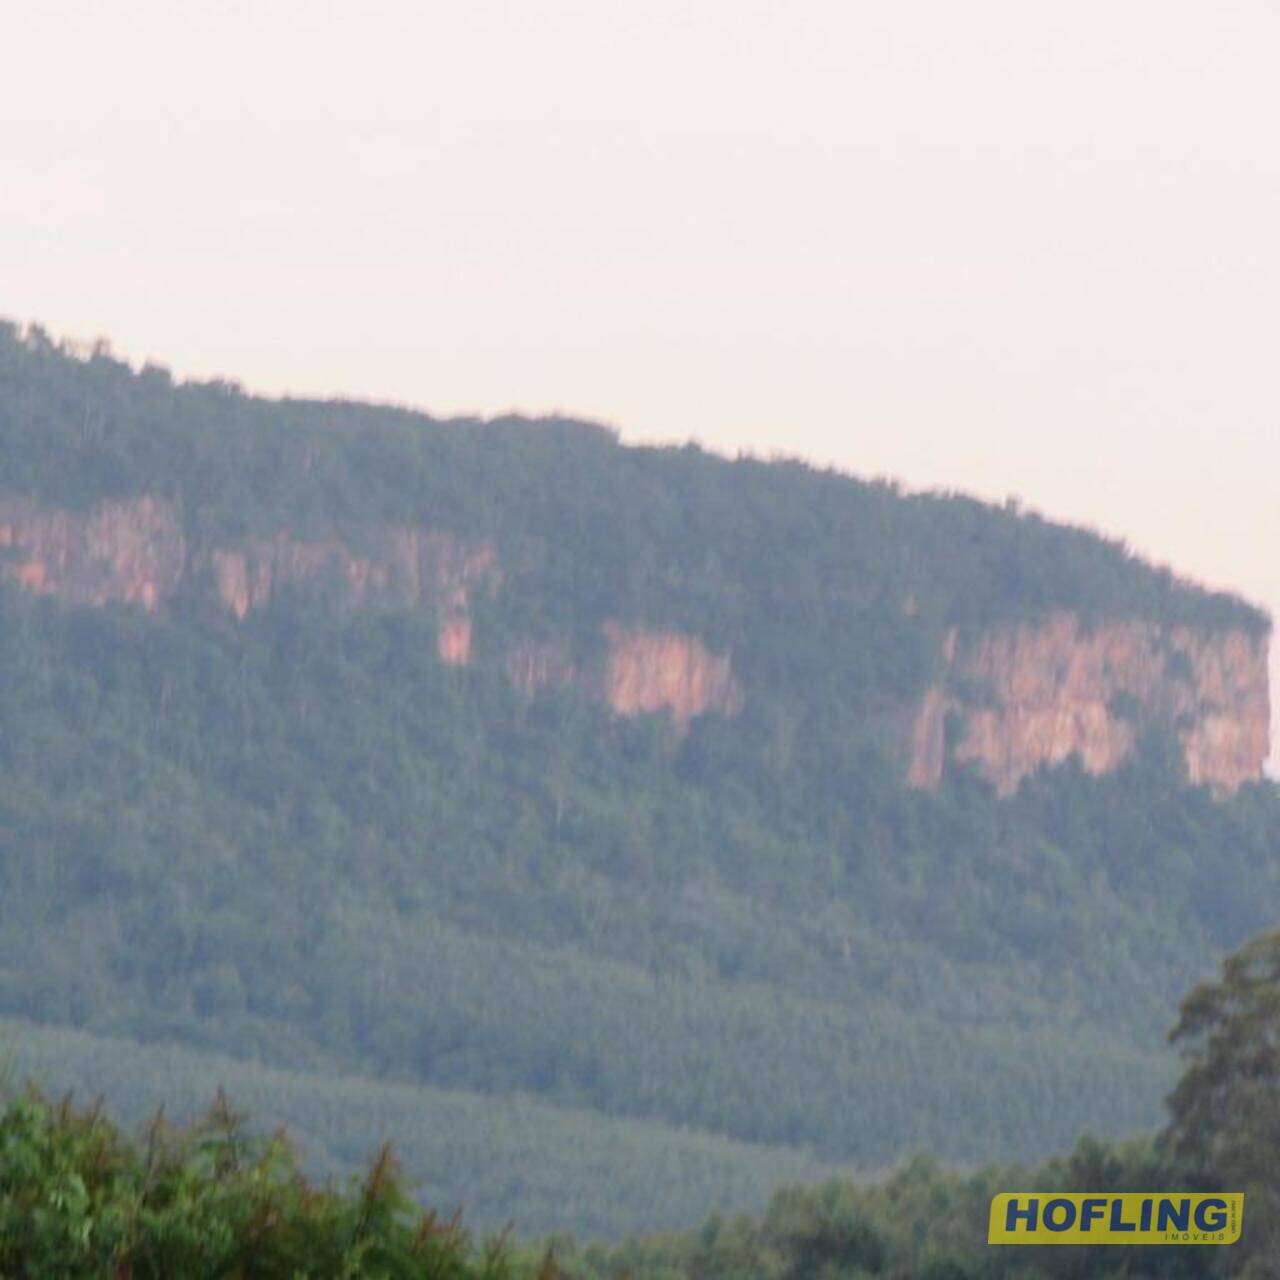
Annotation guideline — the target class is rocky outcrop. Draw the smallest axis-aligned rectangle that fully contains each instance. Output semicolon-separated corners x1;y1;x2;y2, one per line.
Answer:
436;617;473;666
383;528;501;666
906;684;951;788
601;622;744;732
0;494;499;666
908;612;1270;796
0;493;745;730
507;628;744;732
506;627;744;733
1175;630;1271;791
0;495;185;612
3;494;1264;782
206;527;500;665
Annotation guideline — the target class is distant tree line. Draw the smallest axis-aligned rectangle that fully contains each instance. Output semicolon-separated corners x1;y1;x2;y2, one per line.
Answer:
8;927;1280;1277
547;928;1280;1278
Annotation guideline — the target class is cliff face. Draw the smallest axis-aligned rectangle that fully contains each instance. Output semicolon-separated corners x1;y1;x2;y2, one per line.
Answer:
0;495;185;612
505;628;744;731
0;495;503;667
0;493;745;731
208;527;501;665
600;622;745;731
1;494;1268;783
908;612;1270;796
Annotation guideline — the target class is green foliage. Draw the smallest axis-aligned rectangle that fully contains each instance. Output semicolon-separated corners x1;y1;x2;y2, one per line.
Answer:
0;321;1264;683
549;1138;1222;1280
0;1087;511;1278
561;925;1280;1278
1166;929;1280;1273
1;1015;835;1238
1167;930;1280;1177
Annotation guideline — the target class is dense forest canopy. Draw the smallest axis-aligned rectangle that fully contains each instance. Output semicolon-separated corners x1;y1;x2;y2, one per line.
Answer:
1;321;1263;648
0;320;1277;1235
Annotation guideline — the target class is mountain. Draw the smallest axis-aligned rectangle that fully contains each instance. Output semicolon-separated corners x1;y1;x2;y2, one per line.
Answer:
0;319;1277;1234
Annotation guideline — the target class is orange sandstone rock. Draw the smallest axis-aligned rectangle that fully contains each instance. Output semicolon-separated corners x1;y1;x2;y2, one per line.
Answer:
0;493;503;667
0;495;185;611
206;527;500;664
437;616;473;666
601;621;744;732
907;610;1269;796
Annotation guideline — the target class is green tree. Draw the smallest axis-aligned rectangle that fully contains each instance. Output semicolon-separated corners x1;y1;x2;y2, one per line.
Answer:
1166;927;1280;1275
0;1088;513;1278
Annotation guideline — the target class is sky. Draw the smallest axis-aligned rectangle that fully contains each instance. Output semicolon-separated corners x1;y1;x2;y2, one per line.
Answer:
5;1;1280;763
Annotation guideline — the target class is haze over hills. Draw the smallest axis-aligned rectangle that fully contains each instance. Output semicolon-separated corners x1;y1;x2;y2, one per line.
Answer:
1;320;1277;1234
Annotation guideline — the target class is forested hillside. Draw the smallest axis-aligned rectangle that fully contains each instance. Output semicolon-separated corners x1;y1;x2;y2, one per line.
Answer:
1;321;1277;1234
11;924;1277;1276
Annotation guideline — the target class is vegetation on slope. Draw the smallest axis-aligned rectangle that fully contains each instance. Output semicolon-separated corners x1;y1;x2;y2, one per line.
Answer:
548;929;1280;1278
1;324;1277;1231
0;1016;836;1238
9;928;1280;1277
3;579;1278;1168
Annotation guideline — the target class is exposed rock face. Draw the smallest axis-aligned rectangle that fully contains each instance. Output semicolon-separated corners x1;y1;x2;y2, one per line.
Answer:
0;493;745;732
908;611;1270;796
436;617;473;666
507;628;744;732
384;528;501;666
906;684;951;788
0;494;499;666
209;548;270;619
207;526;500;665
3;493;1265;784
1176;629;1272;791
601;622;744;732
0;495;185;612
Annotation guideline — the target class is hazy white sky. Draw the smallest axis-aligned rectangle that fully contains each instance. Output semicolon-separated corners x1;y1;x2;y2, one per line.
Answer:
5;1;1280;760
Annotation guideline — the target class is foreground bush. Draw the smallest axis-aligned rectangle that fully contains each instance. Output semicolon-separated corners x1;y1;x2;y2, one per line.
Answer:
0;1087;513;1278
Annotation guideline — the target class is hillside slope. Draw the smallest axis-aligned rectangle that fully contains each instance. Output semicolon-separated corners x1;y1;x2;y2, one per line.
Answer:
0;321;1276;1232
0;1016;837;1237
